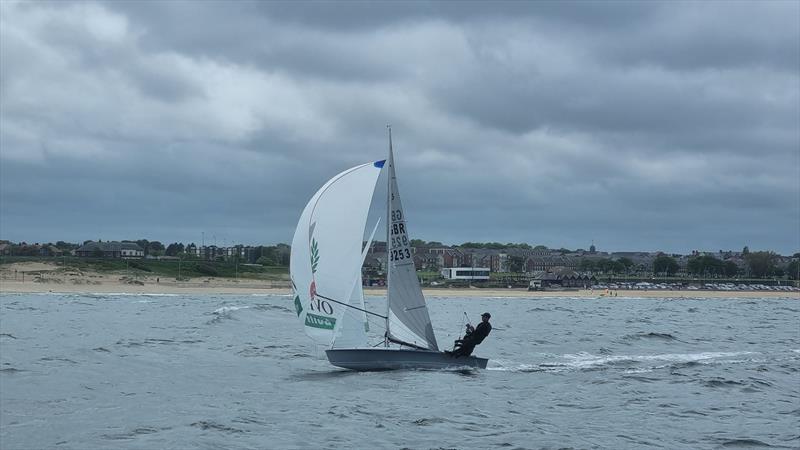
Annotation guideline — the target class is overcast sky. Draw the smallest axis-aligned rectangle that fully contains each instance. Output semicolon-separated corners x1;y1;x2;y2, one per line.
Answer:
1;1;798;254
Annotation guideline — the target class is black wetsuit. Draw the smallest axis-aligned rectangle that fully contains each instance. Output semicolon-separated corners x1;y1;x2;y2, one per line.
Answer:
451;321;491;357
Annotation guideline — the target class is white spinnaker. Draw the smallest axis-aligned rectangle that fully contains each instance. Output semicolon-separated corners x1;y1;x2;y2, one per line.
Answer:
332;219;381;349
385;149;439;351
290;160;384;346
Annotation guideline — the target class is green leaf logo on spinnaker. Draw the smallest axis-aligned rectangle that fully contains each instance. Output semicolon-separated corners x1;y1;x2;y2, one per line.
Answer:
310;238;320;273
294;295;303;317
291;278;302;316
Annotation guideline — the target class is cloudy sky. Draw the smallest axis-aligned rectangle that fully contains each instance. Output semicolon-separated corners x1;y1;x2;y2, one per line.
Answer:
1;1;798;254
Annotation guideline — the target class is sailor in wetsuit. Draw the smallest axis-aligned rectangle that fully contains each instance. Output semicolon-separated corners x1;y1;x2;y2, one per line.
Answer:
450;312;492;357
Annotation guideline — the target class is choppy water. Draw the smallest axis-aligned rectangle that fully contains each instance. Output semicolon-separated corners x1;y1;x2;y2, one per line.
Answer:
1;292;798;449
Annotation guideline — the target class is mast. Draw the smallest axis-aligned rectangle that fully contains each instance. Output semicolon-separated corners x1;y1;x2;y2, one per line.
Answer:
384;125;393;346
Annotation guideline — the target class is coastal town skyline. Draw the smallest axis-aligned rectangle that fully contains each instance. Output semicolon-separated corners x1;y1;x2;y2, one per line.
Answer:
3;236;796;260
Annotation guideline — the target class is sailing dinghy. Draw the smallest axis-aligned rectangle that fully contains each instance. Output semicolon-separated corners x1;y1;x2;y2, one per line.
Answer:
290;129;488;371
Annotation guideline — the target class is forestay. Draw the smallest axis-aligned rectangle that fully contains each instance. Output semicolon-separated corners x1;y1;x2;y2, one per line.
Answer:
290;161;385;347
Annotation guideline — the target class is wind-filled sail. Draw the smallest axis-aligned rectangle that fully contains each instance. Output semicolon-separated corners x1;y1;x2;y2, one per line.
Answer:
385;149;439;351
290;160;385;347
331;218;380;348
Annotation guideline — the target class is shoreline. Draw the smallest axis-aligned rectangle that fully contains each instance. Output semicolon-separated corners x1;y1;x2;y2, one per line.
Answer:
1;261;796;299
1;279;797;299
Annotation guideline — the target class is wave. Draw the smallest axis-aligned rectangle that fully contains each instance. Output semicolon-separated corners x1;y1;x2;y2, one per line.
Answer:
237;344;292;357
703;377;746;388
212;305;250;314
206;305;251;324
719;438;775;447
488;351;759;373
102;426;170;440
190;421;244;434
82;292;179;298
39;356;78;364
620;332;679;341
115;338;203;347
253;304;293;313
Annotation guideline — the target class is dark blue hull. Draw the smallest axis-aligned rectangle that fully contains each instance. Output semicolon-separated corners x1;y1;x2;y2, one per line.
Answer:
325;348;488;371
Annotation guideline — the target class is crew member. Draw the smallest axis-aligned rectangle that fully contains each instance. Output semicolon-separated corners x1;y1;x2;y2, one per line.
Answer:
450;312;492;357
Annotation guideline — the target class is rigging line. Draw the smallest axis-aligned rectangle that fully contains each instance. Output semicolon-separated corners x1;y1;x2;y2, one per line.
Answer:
316;293;387;319
385;334;430;351
342;304;415;332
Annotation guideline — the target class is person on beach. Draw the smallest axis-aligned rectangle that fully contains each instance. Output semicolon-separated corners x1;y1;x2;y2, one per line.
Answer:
449;312;492;357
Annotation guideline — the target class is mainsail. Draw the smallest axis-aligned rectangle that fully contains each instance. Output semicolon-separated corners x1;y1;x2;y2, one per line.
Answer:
290;160;385;347
384;135;439;351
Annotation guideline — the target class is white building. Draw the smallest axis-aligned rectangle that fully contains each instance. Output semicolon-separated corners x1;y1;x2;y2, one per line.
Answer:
440;267;491;280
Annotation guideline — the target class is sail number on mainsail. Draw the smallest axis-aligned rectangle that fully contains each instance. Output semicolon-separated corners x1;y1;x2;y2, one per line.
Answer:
389;209;412;262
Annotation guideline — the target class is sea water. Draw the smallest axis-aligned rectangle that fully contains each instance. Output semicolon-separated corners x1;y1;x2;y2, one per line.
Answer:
1;292;798;449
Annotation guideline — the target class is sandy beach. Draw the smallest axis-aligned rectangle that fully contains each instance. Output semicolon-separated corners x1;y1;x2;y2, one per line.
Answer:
1;261;797;299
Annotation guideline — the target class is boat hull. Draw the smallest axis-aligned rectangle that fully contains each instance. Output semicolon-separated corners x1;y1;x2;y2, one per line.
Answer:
325;348;488;371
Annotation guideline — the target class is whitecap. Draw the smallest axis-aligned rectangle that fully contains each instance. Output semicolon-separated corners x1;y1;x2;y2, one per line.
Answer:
213;305;250;314
560;351;758;369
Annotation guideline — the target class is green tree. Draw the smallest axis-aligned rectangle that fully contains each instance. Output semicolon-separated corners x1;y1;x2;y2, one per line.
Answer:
788;260;800;280
595;258;625;274
723;261;739;277
617;257;634;272
687;255;725;277
596;258;612;273
745;251;777;278
578;259;596;272
164;243;185;256
148;241;165;256
653;255;679;276
135;239;150;256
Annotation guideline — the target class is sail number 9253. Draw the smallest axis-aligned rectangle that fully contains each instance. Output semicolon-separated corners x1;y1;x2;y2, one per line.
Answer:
391;248;412;262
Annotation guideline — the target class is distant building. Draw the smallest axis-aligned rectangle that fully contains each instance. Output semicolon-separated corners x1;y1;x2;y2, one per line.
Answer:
534;268;596;288
440;267;490;281
75;241;143;258
39;245;63;257
412;252;439;271
525;256;577;272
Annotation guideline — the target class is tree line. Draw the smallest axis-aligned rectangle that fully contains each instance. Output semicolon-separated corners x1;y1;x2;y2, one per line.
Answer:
595;252;799;279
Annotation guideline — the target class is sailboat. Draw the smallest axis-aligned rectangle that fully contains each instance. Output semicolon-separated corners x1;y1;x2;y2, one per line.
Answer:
289;128;488;371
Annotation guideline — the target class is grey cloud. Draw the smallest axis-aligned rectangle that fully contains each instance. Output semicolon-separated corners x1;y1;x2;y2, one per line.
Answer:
1;0;797;254
250;1;656;30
